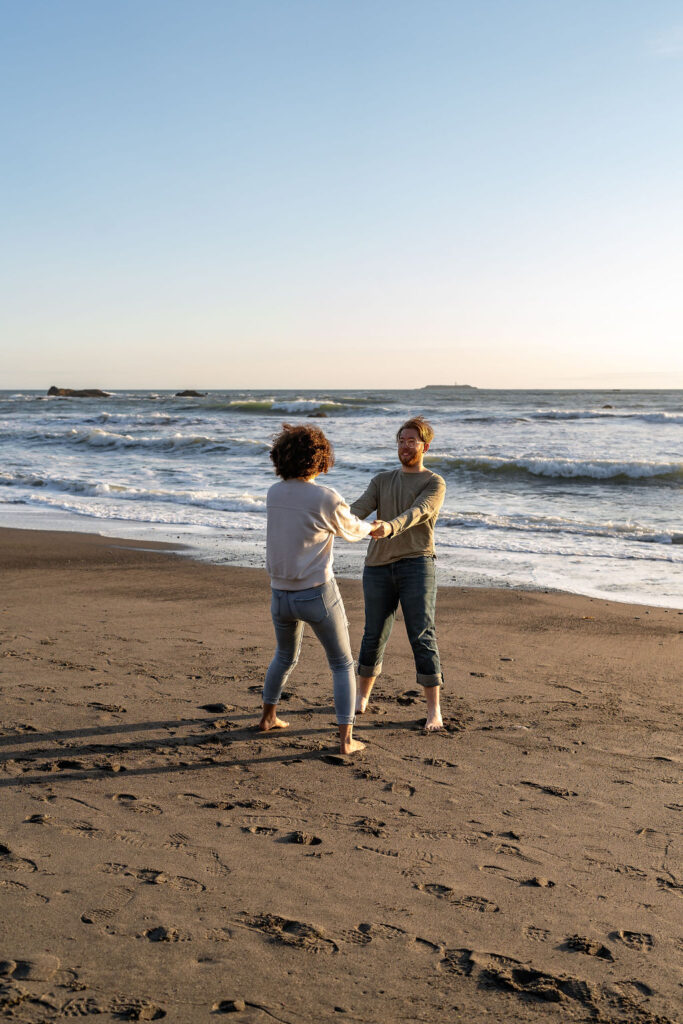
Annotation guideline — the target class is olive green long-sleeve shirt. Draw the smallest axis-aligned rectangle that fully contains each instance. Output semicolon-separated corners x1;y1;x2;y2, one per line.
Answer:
350;468;446;566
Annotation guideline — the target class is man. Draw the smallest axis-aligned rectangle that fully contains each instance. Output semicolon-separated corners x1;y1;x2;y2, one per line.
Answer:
350;416;446;731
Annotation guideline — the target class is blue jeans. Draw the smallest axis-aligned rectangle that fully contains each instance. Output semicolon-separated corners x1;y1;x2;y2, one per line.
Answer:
263;579;356;725
358;556;442;687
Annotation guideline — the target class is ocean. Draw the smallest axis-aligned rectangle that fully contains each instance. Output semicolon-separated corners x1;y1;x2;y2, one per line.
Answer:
1;388;681;608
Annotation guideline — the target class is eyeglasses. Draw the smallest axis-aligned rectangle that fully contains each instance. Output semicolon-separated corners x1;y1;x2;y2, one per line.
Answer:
397;437;423;448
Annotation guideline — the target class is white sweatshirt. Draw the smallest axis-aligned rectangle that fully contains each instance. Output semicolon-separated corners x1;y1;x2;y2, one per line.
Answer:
266;479;372;591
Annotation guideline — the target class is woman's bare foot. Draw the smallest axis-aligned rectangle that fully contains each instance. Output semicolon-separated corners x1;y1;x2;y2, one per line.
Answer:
340;737;366;755
424;711;444;732
338;723;365;755
258;703;289;732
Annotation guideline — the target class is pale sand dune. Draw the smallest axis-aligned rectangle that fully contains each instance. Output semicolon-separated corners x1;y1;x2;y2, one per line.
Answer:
1;527;681;1023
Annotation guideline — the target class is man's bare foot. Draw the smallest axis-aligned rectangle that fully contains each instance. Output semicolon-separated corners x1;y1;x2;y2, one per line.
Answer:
423;685;443;732
339;738;366;755
258;714;289;732
355;676;376;714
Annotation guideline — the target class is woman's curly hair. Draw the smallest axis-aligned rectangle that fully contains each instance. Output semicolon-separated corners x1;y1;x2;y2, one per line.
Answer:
270;423;335;480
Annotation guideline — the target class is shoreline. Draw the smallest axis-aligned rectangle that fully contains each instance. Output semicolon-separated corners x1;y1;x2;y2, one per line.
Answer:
1;526;681;1021
1;515;680;611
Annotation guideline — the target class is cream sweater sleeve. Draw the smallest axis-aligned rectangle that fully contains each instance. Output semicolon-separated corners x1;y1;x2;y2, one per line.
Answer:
327;496;373;542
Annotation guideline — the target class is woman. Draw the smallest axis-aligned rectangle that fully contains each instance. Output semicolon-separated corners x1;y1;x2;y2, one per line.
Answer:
259;423;382;755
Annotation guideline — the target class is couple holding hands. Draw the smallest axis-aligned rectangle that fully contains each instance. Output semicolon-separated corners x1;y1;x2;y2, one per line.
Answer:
258;416;446;754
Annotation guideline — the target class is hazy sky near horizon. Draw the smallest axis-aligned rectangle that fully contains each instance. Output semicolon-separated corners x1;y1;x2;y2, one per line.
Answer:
2;0;682;390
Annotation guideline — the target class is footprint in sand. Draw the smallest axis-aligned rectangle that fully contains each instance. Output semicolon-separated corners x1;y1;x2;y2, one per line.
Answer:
238;913;338;953
111;794;162;815
108;997;166;1020
100;863;206;893
0;879;48;906
384;781;416;797
81;885;136;925
164;832;191;849
242;825;278;837
0;843;36;873
524;925;551;942
440;949;598;1014
358;845;399;858
24;813;101;839
563;935;614;961
321;754;353;767
415;883;499;913
143;925;191;943
0;954;60;981
341;922;408;945
495;842;541;864
281;831;322;846
612;929;654;951
354;818;387;837
397;690;420;705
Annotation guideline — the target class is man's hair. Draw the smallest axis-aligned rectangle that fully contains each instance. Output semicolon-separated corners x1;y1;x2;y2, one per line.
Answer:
396;416;434;444
270;423;335;480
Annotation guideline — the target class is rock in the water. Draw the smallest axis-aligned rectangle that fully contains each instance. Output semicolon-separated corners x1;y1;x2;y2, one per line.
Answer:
47;386;110;397
175;390;206;397
307;411;328;418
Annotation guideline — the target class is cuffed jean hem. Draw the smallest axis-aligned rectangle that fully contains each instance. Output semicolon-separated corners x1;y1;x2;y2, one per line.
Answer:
417;672;443;688
358;662;382;678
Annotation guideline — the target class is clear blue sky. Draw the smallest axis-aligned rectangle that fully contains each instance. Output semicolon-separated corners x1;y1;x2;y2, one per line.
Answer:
2;0;682;389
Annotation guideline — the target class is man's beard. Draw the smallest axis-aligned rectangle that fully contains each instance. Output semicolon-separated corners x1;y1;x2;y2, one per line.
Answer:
399;449;421;468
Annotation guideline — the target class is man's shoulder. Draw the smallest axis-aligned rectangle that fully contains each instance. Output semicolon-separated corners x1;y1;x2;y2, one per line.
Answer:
372;469;401;485
426;470;446;489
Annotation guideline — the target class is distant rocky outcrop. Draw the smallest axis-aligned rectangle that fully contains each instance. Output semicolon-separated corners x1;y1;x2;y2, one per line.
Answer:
307;411;328;418
47;386;111;398
420;383;476;390
175;390;207;397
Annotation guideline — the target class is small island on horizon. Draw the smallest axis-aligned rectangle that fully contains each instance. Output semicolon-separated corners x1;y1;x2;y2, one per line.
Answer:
419;383;477;390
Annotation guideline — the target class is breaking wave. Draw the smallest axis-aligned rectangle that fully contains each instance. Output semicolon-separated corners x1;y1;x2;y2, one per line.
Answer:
426;453;682;484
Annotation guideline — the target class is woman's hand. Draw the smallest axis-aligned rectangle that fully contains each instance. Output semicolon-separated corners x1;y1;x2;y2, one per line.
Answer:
370;520;391;539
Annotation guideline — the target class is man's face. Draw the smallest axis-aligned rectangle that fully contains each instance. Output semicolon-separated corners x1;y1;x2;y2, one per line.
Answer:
397;428;424;467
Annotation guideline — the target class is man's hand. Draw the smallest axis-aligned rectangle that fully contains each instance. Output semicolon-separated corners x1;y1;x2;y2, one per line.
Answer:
370;520;392;539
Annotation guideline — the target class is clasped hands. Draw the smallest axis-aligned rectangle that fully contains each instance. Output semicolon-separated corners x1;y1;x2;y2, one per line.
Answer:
369;520;391;539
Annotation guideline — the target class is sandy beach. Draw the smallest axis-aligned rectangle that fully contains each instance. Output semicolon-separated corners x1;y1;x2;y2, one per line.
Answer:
1;527;681;1023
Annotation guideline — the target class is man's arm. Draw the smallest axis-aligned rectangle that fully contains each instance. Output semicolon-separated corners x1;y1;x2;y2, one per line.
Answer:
386;476;445;538
349;478;378;521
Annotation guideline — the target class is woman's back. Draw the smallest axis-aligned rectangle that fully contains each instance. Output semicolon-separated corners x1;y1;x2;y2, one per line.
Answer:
266;478;370;591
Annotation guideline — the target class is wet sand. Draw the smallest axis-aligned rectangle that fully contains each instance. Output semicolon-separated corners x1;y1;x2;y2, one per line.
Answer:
1;527;681;1023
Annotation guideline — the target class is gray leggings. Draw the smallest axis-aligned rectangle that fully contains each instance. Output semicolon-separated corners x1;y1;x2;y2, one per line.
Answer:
263;579;356;725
